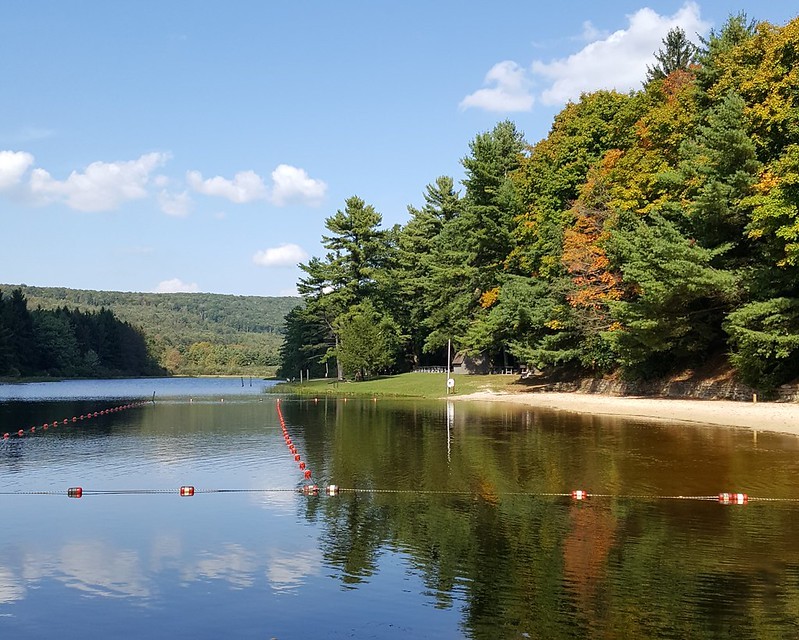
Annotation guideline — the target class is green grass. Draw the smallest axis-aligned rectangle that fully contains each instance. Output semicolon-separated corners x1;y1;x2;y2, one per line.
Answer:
269;372;522;398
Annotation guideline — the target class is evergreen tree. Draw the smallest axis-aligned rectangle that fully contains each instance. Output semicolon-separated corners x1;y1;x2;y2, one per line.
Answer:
605;212;739;376
724;298;799;390
678;91;760;255
333;300;402;379
646;27;698;83
296;196;394;378
0;294;12;375
424;121;525;360
2;289;39;375
277;305;330;379
393;176;462;365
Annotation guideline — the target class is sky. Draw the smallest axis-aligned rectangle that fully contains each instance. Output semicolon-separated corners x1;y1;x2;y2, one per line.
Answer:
1;1;797;298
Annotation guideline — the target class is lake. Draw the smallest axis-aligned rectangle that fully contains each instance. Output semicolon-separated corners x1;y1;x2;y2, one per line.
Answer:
2;378;799;639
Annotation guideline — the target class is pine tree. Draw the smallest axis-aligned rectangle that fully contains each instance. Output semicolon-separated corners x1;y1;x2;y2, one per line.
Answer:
295;196;394;378
646;27;698;83
393;176;462;365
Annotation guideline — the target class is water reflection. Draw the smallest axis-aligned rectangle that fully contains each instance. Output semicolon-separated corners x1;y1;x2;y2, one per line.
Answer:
2;387;799;638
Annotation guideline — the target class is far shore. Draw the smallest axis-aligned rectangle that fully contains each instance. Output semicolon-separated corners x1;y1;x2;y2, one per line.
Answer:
451;390;799;436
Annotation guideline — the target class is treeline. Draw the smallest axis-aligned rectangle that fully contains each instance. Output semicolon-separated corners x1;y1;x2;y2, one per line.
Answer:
0;285;301;377
281;14;799;391
0;288;161;378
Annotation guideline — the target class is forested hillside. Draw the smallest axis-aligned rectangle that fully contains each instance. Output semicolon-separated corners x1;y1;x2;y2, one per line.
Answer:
0;288;161;378
0;285;300;377
282;14;799;391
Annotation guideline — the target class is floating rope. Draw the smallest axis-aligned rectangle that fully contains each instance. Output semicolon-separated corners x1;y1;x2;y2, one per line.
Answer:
276;399;313;482
0;485;795;504
1;401;149;443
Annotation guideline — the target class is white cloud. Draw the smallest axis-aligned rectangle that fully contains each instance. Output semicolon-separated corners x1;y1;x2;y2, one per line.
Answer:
459;61;534;112
252;243;308;267
187;165;326;206
29;152;168;212
0;150;34;190
186;169;268;204
270;164;327;206
460;2;708;112
154;278;199;293
158;190;191;217
533;2;708;105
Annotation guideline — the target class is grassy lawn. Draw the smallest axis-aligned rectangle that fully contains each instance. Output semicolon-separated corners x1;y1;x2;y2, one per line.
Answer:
269;372;522;398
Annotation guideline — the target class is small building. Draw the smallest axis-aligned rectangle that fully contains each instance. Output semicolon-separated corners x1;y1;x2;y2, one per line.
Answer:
452;351;490;375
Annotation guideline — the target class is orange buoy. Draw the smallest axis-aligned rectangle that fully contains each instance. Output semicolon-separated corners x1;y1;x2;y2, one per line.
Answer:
299;462;306;470
179;486;195;497
17;430;24;437
67;487;83;498
3;433;8;439
294;454;301;461
304;469;312;479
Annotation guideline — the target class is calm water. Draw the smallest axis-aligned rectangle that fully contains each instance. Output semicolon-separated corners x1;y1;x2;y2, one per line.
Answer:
2;378;799;639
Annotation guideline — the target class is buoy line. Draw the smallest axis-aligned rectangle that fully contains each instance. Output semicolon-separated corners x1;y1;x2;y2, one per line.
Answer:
1;401;149;443
276;399;313;482
0;485;795;504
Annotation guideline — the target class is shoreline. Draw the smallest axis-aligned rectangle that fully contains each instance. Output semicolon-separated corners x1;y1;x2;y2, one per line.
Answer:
450;390;799;436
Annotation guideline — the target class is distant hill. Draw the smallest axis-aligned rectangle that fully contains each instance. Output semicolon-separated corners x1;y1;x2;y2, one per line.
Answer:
0;284;302;376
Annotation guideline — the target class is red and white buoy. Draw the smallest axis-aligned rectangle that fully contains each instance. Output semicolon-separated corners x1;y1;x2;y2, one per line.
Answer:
718;492;748;504
179;486;195;497
571;490;589;500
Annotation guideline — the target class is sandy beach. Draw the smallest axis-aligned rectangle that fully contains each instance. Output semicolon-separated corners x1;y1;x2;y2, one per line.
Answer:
453;390;799;436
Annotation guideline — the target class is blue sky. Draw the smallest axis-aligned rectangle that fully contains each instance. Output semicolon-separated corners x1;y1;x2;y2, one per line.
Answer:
2;1;797;297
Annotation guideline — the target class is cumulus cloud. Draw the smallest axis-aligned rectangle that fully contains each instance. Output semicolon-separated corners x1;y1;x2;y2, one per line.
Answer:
28;152;168;212
0;150;35;190
157;190;191;217
154;278;199;293
187;165;326;206
252;243;308;267
460;2;708;111
186;169;268;204
459;61;534;112
270;164;327;206
533;2;708;105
